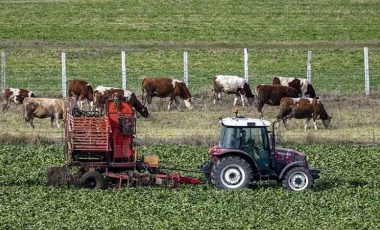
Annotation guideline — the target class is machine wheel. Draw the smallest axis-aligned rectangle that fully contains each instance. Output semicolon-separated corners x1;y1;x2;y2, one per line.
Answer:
211;156;253;189
282;167;312;192
80;171;107;189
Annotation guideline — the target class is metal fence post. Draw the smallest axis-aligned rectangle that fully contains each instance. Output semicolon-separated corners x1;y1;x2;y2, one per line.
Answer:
1;51;5;92
364;47;370;96
61;52;66;98
307;51;312;83
184;51;188;86
244;48;249;82
122;50;126;90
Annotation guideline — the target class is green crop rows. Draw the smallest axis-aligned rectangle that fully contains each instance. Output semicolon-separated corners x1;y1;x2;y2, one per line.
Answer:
0;144;379;229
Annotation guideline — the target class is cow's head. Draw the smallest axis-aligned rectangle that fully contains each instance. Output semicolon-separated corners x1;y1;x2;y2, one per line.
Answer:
184;98;194;109
139;105;150;118
322;116;332;129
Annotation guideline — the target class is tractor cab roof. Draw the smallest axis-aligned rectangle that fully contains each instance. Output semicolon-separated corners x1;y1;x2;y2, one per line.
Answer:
220;116;271;127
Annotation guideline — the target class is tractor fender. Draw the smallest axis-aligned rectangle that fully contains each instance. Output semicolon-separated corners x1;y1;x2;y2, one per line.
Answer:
279;161;305;179
214;149;260;173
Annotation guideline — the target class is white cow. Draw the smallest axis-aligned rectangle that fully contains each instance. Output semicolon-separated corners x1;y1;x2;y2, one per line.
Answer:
212;75;255;106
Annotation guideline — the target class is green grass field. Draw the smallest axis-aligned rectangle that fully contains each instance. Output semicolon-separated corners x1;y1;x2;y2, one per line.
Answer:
0;144;379;229
1;1;380;229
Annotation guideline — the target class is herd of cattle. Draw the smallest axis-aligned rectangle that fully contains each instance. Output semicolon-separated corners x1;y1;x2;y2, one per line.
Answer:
1;75;332;130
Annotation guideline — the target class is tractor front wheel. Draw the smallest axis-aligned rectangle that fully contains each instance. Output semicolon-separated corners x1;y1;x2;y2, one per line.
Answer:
282;167;312;192
80;171;107;189
212;156;253;189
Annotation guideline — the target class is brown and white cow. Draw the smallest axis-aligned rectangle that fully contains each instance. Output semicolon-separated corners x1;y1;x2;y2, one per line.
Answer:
68;79;94;110
272;76;316;98
212;75;255;106
254;84;299;118
276;97;332;130
2;88;36;112
23;97;65;128
142;77;193;110
93;86;149;118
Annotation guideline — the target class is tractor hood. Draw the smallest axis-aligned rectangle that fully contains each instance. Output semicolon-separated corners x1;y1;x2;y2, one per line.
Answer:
274;147;307;165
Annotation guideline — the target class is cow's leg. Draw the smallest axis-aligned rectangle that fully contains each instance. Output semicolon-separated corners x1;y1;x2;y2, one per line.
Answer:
29;118;35;129
312;119;318;130
50;116;55;128
233;95;239;106
240;94;245;107
168;98;173;110
55;113;61;128
147;95;152;104
304;118;311;130
282;118;288;130
212;92;217;104
2;100;8;111
175;98;180;110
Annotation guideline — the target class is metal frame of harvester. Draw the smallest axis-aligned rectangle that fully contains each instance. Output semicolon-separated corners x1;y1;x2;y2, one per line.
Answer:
47;98;200;189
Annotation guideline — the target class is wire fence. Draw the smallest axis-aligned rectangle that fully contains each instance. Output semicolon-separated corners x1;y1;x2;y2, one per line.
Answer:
1;48;380;97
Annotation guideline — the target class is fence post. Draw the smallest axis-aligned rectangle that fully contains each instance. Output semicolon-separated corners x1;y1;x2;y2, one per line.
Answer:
244;48;249;82
364;47;370;96
307;50;312;83
61;52;66;98
121;50;126;90
1;51;5;92
184;51;188;86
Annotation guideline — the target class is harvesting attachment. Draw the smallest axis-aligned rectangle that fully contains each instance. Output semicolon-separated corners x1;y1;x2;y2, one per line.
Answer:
47;98;201;189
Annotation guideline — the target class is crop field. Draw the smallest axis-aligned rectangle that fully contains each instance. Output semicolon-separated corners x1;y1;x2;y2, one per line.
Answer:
0;144;379;229
1;0;380;229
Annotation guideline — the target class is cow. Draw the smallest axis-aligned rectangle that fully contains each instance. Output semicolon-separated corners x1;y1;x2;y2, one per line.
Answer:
93;86;149;118
272;76;316;98
68;79;94;110
212;75;255;106
2;88;36;112
254;84;299;118
23;97;65;129
276;97;332;130
141;77;193;110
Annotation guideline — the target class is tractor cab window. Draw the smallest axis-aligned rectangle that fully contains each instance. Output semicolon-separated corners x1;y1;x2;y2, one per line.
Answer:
219;126;240;149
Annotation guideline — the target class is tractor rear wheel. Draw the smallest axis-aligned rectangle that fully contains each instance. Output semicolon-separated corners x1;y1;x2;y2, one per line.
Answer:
282;167;312;192
212;156;253;189
80;171;107;189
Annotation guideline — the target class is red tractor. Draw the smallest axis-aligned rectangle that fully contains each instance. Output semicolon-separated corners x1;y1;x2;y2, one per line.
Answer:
47;98;200;189
202;114;320;191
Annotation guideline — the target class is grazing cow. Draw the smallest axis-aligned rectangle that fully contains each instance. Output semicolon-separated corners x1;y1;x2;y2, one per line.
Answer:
272;76;316;98
93;86;149;118
212;75;255;106
2;88;36;112
23;97;65;128
276;97;332;130
68;79;94;110
142;77;193;110
254;84;299;118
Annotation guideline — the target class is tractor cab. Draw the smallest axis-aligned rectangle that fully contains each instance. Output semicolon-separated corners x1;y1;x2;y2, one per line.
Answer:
218;117;272;172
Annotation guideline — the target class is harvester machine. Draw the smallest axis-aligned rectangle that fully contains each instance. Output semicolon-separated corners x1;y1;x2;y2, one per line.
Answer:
47;98;201;189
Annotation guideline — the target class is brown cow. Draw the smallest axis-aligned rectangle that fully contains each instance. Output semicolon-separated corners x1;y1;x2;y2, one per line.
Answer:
93;86;149;118
276;97;332;130
272;76;316;98
212;75;255;106
68;79;94;110
142;77;193;110
254;84;299;118
23;97;65;128
2;88;36;112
